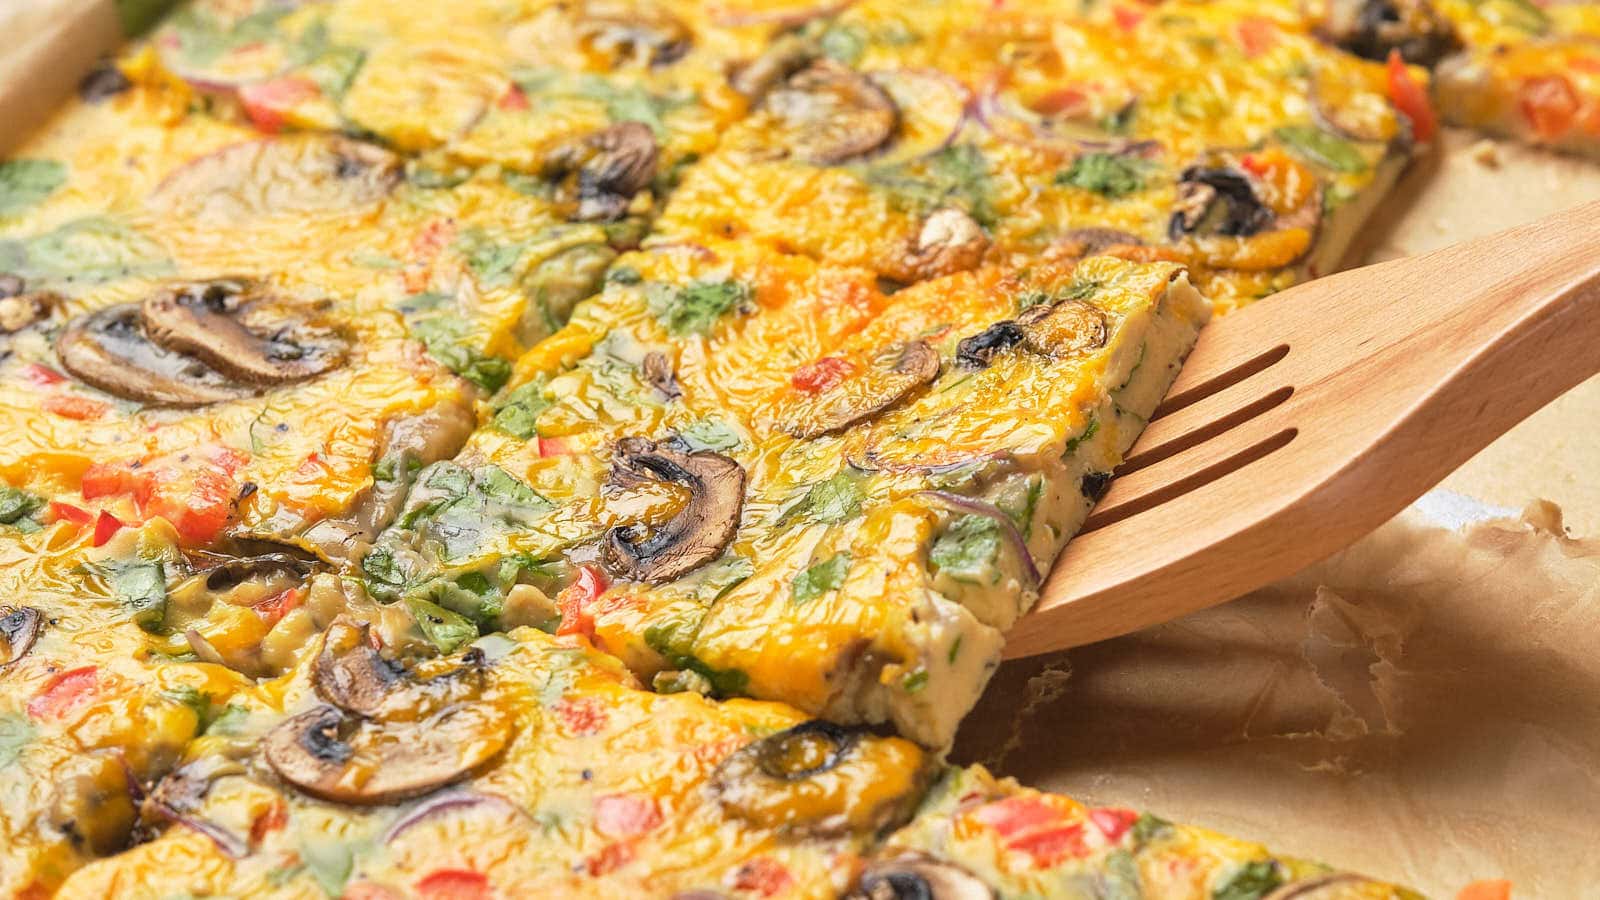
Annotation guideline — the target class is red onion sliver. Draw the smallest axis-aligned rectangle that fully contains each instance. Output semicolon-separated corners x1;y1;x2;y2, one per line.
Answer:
917;490;1041;587
384;790;527;845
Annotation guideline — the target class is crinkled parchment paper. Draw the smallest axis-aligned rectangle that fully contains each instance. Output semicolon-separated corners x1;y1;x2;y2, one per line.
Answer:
956;134;1600;899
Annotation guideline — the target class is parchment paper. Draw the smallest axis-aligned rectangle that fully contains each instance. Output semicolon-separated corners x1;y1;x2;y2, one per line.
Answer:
955;132;1600;899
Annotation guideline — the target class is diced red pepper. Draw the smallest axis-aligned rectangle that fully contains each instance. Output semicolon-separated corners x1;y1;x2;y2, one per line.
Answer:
970;795;1092;867
249;800;288;844
47;502;94;527
92;510;125;547
1457;881;1512;900
27;666;99;720
555;565;608;640
497;84;530;111
552;696;608;736
80;463;135;499
19;363;65;386
1088;806;1139;843
253;587;304;626
1235;17;1277;57
1386;50;1436;143
585;841;635;876
730;858;796;897
237;77;319;134
1519;75;1580;141
414;868;492;900
42;394;109;421
593;793;662;840
79;446;248;545
1031;87;1089;117
536;436;571;458
790;356;855;394
1112;4;1144;31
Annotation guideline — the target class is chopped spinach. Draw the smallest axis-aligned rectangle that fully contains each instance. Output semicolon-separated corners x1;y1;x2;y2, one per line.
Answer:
0;713;34;767
390;463;553;563
1212;861;1284;900
646;278;749;336
457;228;524;287
511;69;694;137
819;25;867;64
1063;415;1100;456
675;418;742;453
0;486;43;532
90;558;168;632
406;596;478;653
1057;152;1148;198
861;143;995;227
1131;812;1173;847
781;470;865;525
286;19;366;100
902;668;929;692
491;378;552;440
0;159;66;217
643;620;748;696
929;514;1002;584
790;552;851;605
0;216;171;284
1274;125;1367;174
408;316;512;393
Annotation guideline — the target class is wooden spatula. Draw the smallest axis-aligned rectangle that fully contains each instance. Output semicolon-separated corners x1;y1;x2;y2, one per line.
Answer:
1005;199;1600;659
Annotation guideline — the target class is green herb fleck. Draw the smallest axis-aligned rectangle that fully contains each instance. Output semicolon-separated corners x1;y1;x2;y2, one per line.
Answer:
406;597;479;653
492;378;552;439
0;486;43;530
1212;860;1284;900
0;713;34;767
1274;125;1367;174
0;159;66;217
783;470;865;525
647;278;748;336
790;553;851;605
1063;416;1100;456
1131;812;1172;846
1057;152;1147;198
929;514;1002;584
902;669;929;692
676;418;742;453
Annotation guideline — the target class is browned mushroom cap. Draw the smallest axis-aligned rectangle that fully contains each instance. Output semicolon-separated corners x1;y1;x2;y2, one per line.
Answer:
763;60;899;165
546;122;660;222
710;720;932;836
263;702;510;806
1312;0;1458;67
891;208;990;284
0;606;42;669
1168;165;1275;241
574;5;692;67
140;279;347;386
56;304;252;407
148;135;401;222
1017;299;1107;358
728;33;816;100
602;438;746;583
849;854;996;900
641;350;682;400
1265;874;1395;899
781;341;940;439
0;273;56;334
1056;227;1145;258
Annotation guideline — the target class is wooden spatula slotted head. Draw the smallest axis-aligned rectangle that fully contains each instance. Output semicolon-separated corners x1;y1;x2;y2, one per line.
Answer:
1006;199;1600;659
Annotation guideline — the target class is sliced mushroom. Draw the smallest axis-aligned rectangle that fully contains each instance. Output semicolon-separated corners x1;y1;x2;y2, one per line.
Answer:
0;290;58;334
56;304;252;407
575;5;692;67
197;552;313;594
1312;0;1458;66
140;279;347;386
546;122;660;222
0;274;22;299
313;621;409;719
763;60;899;165
602;438;746;583
849;855;996;900
1017;299;1107;358
1056;227;1144;258
891;208;990;283
148;135;401;223
729;33;816;100
710;720;930;836
0;606;42;668
642;351;682;401
781;341;940;439
263;701;509;806
1265;874;1391;899
955;321;1025;369
78;62;132;103
1168;166;1275;241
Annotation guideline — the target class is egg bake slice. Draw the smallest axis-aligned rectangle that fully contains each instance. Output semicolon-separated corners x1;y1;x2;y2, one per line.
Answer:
354;248;1207;747
652;0;1418;314
857;765;1421;900
48;618;936;899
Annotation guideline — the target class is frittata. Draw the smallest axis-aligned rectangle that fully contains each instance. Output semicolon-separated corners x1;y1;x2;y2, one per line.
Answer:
0;0;1549;893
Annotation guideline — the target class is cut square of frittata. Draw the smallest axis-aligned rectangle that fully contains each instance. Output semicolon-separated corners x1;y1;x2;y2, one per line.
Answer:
357;246;1207;747
45;619;936;899
652;0;1418;313
859;765;1422;900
